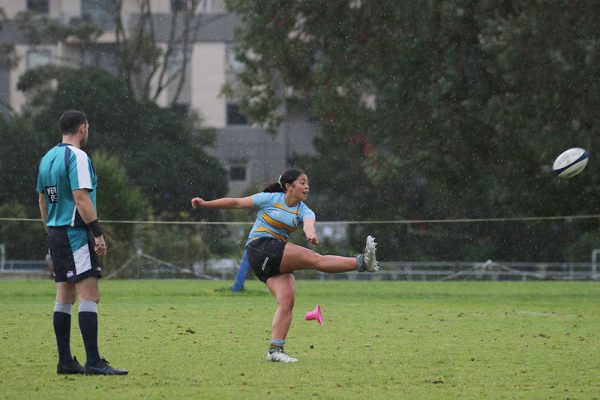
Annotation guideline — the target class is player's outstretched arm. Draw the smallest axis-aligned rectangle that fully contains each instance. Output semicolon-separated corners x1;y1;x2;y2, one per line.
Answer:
303;218;319;245
191;196;254;209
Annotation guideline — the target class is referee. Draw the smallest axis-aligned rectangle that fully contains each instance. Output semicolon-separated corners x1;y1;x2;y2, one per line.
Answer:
37;110;127;375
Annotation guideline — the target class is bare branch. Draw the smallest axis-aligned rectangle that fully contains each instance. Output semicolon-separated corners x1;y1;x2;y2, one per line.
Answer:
152;1;203;104
169;3;197;106
139;0;161;99
158;5;229;105
113;0;134;92
150;6;181;101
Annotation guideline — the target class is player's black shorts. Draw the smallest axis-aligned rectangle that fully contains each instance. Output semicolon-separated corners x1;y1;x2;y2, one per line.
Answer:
246;237;287;283
47;226;102;283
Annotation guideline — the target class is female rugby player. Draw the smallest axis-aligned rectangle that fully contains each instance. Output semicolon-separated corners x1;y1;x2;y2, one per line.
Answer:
191;168;378;363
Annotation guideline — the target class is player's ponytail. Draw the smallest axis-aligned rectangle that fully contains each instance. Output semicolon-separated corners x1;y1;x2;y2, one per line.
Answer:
263;168;304;192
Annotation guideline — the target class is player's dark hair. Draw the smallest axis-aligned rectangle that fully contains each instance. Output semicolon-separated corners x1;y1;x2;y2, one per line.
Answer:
263;168;305;192
59;110;87;134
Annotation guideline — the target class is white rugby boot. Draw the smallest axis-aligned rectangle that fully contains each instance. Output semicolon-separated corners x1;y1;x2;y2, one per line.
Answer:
266;347;299;363
361;235;379;272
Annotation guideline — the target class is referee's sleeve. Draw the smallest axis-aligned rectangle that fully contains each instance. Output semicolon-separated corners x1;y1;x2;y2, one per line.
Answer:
68;149;93;190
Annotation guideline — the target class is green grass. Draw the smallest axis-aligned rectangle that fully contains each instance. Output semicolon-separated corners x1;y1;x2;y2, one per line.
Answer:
0;280;599;399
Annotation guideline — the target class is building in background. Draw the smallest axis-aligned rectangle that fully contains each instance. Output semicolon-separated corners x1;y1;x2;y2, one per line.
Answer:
0;0;316;196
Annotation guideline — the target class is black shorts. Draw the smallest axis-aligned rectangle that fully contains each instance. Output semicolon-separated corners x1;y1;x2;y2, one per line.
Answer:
246;237;287;283
47;227;102;283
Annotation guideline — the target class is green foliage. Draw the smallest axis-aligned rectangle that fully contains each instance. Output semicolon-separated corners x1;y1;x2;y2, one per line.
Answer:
13;10;101;46
91;151;151;270
563;229;600;262
0;203;45;259
126;223;240;273
0;42;17;69
1;280;599;399
2;67;229;265
0;115;45;213
92;150;150;223
19;66;228;215
44;19;103;44
228;0;600;261
14;11;48;44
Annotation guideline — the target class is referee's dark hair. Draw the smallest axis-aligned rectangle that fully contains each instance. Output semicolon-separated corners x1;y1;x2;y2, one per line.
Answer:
59;110;87;134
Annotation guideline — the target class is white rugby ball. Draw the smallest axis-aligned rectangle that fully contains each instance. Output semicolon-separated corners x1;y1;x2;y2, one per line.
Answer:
552;147;589;178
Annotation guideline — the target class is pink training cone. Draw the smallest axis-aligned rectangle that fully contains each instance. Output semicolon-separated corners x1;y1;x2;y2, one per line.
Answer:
305;304;323;325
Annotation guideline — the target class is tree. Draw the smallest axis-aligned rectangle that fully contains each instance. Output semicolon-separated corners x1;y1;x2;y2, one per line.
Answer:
0;202;45;259
18;66;228;216
113;0;201;104
90;150;150;273
0;7;19;115
0;66;230;266
2;1;209;106
227;0;600;261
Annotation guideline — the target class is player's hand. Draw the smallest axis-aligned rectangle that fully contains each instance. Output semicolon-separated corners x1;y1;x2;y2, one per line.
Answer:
191;197;205;208
94;235;107;256
306;233;320;245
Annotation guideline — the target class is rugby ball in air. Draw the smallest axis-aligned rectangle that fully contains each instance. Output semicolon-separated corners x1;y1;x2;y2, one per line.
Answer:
552;147;588;178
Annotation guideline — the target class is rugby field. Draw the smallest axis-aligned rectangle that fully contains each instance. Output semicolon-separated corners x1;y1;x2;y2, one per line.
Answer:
0;279;598;399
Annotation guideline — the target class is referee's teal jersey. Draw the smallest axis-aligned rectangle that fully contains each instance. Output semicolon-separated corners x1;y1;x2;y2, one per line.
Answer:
36;143;97;227
247;192;315;245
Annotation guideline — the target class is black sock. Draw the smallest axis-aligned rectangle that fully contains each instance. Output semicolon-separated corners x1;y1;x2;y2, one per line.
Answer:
269;339;285;353
53;310;72;364
78;301;100;365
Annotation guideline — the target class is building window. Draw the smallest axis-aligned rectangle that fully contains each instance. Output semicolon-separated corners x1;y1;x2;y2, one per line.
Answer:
167;47;191;77
171;103;190;118
226;44;245;88
81;0;116;31
226;103;247;126
27;0;49;14
171;0;191;12
226;45;245;75
225;45;247;124
201;0;213;13
81;46;117;74
172;0;212;12
26;50;51;70
171;0;184;12
229;162;247;181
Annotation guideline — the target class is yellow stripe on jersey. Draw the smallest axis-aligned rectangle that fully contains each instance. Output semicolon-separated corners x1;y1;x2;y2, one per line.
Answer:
262;212;296;233
272;203;300;215
255;226;288;242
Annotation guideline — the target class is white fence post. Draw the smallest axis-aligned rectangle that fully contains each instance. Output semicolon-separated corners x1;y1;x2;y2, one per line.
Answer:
0;244;5;272
591;249;600;281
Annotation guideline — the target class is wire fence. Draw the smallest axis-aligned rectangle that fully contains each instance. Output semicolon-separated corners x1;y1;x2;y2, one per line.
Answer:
1;256;598;281
1;215;600;281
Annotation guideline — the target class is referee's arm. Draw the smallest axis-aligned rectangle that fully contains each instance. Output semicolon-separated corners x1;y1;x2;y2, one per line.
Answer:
38;192;48;234
73;189;107;255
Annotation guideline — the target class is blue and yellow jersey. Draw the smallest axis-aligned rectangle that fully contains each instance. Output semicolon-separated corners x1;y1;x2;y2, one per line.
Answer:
247;192;315;244
36;143;97;227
